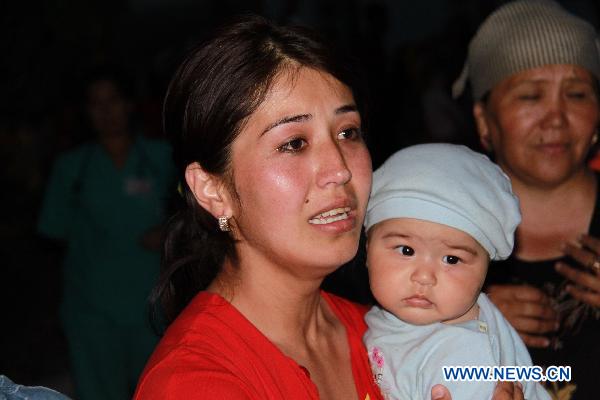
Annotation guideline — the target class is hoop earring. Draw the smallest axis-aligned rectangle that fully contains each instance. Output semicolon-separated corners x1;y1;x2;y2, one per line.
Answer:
218;216;231;232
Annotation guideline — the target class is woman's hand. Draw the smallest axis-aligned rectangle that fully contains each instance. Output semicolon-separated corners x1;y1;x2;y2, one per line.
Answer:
558;234;600;307
430;382;524;400
487;284;558;348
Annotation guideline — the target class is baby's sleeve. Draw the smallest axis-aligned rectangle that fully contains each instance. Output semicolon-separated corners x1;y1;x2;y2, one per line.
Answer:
508;321;551;400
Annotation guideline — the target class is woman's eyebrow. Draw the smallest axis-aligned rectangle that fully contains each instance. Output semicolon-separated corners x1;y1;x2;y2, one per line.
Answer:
261;114;311;136
564;77;595;85
510;77;593;89
508;79;544;89
261;104;358;136
336;104;358;114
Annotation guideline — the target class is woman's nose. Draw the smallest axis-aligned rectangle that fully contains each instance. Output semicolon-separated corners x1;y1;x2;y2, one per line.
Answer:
316;139;352;187
541;95;568;129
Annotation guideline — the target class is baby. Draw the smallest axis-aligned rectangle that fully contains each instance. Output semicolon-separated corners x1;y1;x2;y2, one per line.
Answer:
363;144;549;400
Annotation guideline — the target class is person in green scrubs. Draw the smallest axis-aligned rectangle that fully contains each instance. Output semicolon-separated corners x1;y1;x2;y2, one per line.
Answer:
38;70;174;400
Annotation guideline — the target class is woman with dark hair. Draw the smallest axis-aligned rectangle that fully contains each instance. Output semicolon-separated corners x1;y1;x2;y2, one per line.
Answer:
134;16;523;400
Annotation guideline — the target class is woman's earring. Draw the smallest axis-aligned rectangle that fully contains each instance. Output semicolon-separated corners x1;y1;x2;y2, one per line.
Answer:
218;216;231;232
592;132;599;146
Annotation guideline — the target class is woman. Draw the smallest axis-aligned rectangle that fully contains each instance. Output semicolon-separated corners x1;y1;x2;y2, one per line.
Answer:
134;16;522;400
38;69;173;400
454;1;600;398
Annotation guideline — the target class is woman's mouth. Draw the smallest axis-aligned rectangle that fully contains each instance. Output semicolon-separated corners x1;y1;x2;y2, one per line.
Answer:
308;207;351;225
536;142;569;155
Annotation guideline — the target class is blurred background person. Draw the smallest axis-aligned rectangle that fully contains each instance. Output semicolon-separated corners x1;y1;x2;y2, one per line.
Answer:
37;68;175;400
453;1;600;398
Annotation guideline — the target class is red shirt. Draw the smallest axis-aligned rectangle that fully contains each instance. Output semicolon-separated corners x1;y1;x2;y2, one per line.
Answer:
134;291;383;400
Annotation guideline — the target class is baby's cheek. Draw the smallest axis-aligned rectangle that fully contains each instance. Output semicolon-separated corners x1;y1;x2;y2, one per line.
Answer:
372;271;404;306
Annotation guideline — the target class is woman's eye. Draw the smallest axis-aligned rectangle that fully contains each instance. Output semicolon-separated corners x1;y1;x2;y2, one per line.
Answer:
277;138;307;153
566;91;592;100
442;255;461;265
337;127;362;141
396;245;414;256
517;93;540;101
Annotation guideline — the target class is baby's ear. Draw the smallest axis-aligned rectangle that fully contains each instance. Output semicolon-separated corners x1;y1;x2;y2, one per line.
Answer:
185;162;234;219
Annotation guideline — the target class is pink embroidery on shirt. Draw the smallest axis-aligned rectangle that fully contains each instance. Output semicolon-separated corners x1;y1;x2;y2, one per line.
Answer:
371;347;385;369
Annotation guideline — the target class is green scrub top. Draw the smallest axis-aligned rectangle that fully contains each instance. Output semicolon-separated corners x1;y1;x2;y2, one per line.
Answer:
38;136;175;325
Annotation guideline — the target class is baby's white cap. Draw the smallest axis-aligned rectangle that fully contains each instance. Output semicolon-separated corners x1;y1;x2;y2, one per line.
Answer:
364;143;521;260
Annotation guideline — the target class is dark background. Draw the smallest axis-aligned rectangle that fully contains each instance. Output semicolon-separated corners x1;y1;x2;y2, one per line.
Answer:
2;0;599;396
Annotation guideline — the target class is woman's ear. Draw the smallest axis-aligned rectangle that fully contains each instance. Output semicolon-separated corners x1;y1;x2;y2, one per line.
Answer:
185;162;233;219
473;102;493;152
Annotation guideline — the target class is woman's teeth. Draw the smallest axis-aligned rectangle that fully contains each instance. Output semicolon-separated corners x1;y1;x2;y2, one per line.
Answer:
309;207;351;225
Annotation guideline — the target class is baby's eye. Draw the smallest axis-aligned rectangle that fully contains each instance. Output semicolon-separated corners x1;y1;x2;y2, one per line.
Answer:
442;255;461;265
278;138;307;153
396;245;414;256
337;127;362;141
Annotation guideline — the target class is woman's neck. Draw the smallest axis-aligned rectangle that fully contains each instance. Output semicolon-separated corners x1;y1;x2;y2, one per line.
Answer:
508;168;597;261
98;132;133;169
208;257;336;350
509;168;595;203
207;241;358;400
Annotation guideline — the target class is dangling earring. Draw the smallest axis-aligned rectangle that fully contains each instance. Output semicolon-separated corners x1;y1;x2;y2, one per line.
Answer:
592;131;599;146
218;216;231;232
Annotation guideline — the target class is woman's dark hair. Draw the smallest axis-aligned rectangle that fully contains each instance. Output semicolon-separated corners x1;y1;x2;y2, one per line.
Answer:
153;14;368;327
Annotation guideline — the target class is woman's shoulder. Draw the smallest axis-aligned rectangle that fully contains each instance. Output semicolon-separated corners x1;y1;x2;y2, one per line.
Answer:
136;136;172;160
135;292;260;398
134;349;254;400
151;292;249;354
135;291;324;399
50;142;95;171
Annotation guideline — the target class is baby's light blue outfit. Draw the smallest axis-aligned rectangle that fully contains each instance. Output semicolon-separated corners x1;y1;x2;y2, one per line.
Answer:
364;293;550;400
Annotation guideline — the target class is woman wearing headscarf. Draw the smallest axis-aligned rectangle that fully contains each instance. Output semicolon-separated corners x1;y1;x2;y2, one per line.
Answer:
454;1;600;398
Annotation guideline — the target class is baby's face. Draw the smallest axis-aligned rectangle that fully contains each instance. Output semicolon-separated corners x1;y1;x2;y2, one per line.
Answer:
366;218;488;325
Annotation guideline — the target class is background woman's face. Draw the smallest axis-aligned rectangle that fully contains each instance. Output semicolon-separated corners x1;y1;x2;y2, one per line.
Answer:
87;79;132;137
226;67;372;278
474;64;599;187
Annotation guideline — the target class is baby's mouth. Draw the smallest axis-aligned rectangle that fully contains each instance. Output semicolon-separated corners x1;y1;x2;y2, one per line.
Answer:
403;295;434;308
